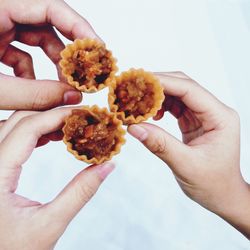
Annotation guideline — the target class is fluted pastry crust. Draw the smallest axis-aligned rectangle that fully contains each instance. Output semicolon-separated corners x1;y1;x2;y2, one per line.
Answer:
63;106;126;164
60;39;117;93
108;69;164;125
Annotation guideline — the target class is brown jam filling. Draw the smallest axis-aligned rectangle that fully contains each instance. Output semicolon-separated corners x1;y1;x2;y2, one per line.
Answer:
65;110;118;160
114;76;155;117
70;45;112;88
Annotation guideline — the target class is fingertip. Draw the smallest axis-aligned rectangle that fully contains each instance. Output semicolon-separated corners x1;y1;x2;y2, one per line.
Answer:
80;161;116;182
153;108;165;120
128;124;148;142
72;21;103;42
95;161;116;181
36;136;50;148
45;130;64;142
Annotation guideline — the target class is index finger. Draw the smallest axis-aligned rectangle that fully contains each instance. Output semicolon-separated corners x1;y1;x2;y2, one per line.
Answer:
0;107;73;193
155;73;227;116
47;0;101;41
4;0;101;41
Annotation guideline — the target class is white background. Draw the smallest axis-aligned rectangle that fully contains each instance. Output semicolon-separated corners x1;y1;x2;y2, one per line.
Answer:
0;0;250;249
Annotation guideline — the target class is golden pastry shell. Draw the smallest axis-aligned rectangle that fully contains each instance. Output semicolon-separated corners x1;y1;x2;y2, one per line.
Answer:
60;39;118;93
108;69;164;125
63;105;126;164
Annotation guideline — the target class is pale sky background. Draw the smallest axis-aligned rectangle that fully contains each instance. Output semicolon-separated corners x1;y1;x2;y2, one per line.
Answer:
0;0;250;249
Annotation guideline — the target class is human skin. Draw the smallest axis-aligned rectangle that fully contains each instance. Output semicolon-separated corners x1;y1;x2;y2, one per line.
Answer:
0;1;116;249
0;0;101;111
0;108;115;250
128;72;250;239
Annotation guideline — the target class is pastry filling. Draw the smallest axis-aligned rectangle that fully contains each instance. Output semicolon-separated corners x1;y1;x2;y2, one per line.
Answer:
70;45;112;88
65;110;118;160
114;76;155;117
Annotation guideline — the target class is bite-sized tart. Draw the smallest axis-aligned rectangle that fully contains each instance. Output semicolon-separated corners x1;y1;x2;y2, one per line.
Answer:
60;39;117;93
108;69;164;125
63;106;126;164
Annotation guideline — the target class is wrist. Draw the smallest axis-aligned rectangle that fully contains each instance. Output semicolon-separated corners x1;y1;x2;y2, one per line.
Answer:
212;178;250;239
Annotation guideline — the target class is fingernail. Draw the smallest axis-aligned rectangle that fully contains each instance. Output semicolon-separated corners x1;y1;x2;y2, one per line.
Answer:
128;125;148;142
96;162;115;180
63;91;82;105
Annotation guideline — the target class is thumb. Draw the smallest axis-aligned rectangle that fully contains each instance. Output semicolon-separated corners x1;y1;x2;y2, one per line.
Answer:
44;162;115;227
128;123;190;169
0;74;82;110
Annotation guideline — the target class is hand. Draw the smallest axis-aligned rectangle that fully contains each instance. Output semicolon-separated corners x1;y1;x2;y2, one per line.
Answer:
128;72;250;239
0;0;100;110
0;109;115;250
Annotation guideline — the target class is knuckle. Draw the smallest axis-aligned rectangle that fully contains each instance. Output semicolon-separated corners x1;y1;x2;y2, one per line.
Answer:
4;111;38;131
227;107;240;122
17;115;33;128
176;71;185;76
76;181;97;203
22;52;33;64
176;71;190;79
32;89;48;110
149;136;167;156
188;78;198;86
10;110;29;120
31;86;60;110
14;50;33;68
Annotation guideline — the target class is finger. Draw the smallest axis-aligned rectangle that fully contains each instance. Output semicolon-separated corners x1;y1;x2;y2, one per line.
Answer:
153;94;186;121
1;44;35;79
155;71;190;79
155;74;220;113
36;136;50;148
154;74;229;126
0;74;82;110
128;123;190;172
2;0;101;41
43;162;115;228
16;25;64;80
164;95;187;119
36;130;64;148
153;71;198;121
0;111;37;143
0;120;6;129
153;107;165;120
44;130;64;142
178;108;203;134
0;107;74;192
47;0;101;41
